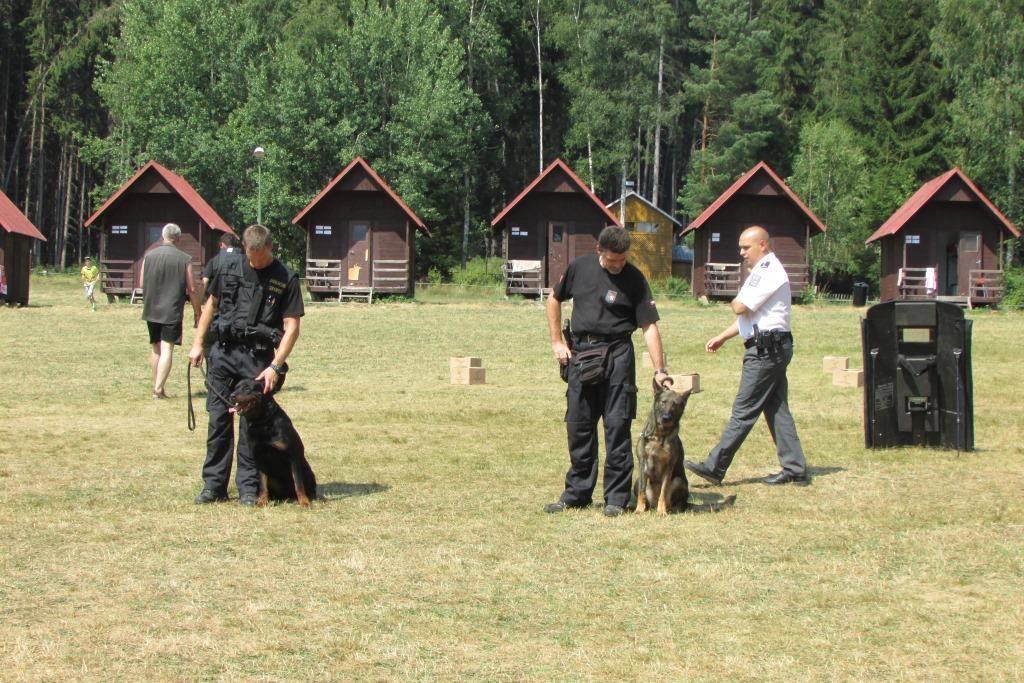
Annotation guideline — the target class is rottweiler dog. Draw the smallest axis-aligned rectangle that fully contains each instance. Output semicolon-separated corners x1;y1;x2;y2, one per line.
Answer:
229;378;317;507
633;385;691;514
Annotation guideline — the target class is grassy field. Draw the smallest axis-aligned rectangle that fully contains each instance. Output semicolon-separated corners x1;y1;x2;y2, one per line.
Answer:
1;273;1022;681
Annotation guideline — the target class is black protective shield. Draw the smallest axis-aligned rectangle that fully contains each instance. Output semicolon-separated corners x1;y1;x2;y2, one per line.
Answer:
862;301;973;450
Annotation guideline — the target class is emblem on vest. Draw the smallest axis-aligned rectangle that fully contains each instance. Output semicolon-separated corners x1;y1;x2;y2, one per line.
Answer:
604;289;618;305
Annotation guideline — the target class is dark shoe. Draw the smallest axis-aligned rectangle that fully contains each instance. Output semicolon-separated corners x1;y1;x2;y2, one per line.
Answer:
543;500;588;514
683;459;723;486
239;493;259;506
762;470;810;486
193;489;227;504
603;504;626;518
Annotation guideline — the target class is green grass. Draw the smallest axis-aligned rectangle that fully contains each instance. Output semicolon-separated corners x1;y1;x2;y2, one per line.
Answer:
1;273;1022;680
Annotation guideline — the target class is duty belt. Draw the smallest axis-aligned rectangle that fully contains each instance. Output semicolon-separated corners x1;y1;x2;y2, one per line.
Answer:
575;332;632;345
744;330;792;349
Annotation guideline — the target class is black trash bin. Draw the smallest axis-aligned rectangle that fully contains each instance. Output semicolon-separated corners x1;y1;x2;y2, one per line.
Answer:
852;282;869;307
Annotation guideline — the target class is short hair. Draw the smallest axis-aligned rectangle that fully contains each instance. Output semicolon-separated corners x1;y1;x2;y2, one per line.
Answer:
84;256;92;263
242;224;273;251
598;226;630;253
219;233;241;248
162;223;182;241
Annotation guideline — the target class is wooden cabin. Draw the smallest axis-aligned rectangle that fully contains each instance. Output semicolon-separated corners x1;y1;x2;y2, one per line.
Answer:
866;168;1019;306
605;191;679;283
292;157;429;302
491;159;620;296
84;161;234;301
682;161;825;299
0;189;46;306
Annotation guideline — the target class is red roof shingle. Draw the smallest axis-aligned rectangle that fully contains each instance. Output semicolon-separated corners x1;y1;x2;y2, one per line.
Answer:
0;189;45;241
491;159;622;227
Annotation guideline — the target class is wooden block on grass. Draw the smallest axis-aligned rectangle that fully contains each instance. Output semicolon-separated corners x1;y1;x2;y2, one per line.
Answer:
450;357;483;370
822;356;849;373
832;368;863;388
666;373;700;394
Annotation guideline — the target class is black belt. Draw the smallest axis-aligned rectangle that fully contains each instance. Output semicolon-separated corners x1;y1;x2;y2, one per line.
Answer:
575;332;632;345
744;331;792;349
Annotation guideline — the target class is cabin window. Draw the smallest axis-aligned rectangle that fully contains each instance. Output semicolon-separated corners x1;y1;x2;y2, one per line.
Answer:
961;235;979;251
905;235;920;245
552;226;563;243
315;225;332;236
111;225;128;235
351;224;368;243
634;221;657;233
711;232;721;243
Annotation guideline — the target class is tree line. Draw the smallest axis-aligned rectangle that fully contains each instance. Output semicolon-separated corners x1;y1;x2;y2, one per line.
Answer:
1;0;1022;287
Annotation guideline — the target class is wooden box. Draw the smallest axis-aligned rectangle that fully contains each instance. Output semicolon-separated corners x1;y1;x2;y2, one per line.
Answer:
822;356;849;373
832;368;863;388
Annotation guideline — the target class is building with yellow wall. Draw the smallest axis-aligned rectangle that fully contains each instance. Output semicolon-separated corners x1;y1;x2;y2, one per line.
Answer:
605;191;680;283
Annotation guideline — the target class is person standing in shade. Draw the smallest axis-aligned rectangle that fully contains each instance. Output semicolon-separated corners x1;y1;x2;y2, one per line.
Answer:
684;226;809;486
544;225;671;517
188;224;304;506
202;232;242;300
80;256;100;311
140;223;200;399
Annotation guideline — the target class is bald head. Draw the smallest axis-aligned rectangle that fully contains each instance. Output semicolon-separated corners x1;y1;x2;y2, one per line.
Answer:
738;225;772;267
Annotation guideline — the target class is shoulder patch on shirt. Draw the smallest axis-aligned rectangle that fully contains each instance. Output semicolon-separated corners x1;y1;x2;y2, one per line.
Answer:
760;259;771;269
748;274;761;287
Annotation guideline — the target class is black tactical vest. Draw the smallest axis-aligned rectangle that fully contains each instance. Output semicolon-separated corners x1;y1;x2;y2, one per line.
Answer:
211;255;282;348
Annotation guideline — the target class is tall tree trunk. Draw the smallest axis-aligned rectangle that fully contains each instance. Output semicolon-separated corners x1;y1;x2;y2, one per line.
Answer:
570;0;594;190
24;103;37;218
61;146;74;269
619;158;627;224
78;159;85;264
700;34;717;183
532;0;544;173
652;37;665;208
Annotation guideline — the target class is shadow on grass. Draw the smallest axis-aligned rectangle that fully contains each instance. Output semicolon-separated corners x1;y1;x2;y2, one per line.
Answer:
689;465;845;488
318;481;389;500
685;491;738;513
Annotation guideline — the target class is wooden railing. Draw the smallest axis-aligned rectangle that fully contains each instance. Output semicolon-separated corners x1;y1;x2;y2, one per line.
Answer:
897;267;936;299
969;269;1004;303
371;259;409;292
704;262;742;297
784;263;810;296
502;260;544;296
100;259;136;295
306;259;343;293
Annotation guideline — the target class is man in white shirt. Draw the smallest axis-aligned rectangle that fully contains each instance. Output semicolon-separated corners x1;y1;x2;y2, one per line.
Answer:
685;226;809;486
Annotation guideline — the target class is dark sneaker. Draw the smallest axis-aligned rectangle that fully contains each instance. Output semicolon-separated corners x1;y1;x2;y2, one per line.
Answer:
194;489;227;504
762;470;810;486
544;500;589;513
603;504;626;518
683;459;723;486
239;493;259;506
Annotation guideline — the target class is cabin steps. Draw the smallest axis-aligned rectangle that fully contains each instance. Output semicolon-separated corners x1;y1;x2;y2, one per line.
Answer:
338;287;374;304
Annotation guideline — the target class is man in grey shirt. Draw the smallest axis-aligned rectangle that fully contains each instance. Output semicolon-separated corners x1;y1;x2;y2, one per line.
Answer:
140;223;200;399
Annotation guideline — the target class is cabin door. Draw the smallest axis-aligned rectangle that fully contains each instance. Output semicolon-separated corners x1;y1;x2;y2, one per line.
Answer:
346;221;371;287
957;232;981;297
547;222;569;287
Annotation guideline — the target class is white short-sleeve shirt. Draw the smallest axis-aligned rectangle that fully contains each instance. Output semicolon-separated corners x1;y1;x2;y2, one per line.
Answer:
735;253;792;339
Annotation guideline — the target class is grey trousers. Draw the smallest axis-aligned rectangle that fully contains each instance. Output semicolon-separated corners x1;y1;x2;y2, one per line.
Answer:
703;339;807;478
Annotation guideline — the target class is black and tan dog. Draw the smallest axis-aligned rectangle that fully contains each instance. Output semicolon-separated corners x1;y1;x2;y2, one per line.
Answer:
229;378;317;507
634;385;691;514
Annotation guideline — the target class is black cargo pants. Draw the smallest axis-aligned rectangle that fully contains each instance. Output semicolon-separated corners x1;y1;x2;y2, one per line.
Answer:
560;339;638;508
198;342;271;497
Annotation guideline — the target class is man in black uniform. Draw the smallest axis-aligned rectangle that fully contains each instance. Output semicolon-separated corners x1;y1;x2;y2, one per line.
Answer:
544;226;671;517
188;224;305;505
201;232;242;300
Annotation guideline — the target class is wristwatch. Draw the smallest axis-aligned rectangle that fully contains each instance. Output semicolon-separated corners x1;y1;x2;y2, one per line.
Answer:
655;368;668;375
270;362;287;374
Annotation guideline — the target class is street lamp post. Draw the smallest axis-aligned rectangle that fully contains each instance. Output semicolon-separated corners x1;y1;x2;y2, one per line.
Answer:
253;146;266;224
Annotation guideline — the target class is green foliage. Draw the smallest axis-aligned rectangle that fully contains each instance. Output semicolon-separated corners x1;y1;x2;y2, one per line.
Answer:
650;276;691;300
449;257;503;286
1002;266;1024;309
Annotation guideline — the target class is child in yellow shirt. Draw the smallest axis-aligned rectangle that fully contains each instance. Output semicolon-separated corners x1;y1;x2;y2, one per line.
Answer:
81;257;100;311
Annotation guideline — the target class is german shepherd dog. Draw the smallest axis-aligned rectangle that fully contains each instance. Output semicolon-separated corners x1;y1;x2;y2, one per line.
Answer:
634;385;691;514
229;378;317;507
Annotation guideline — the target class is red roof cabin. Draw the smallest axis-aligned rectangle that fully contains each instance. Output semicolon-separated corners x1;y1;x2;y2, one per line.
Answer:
866;168;1019;306
682;161;825;299
84;161;234;301
0;189;46;306
292;157;429;302
491;159;621;296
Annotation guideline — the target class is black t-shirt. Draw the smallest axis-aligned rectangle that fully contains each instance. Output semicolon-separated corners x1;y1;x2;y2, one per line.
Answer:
552;253;659;336
209;257;304;331
202;247;240;281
